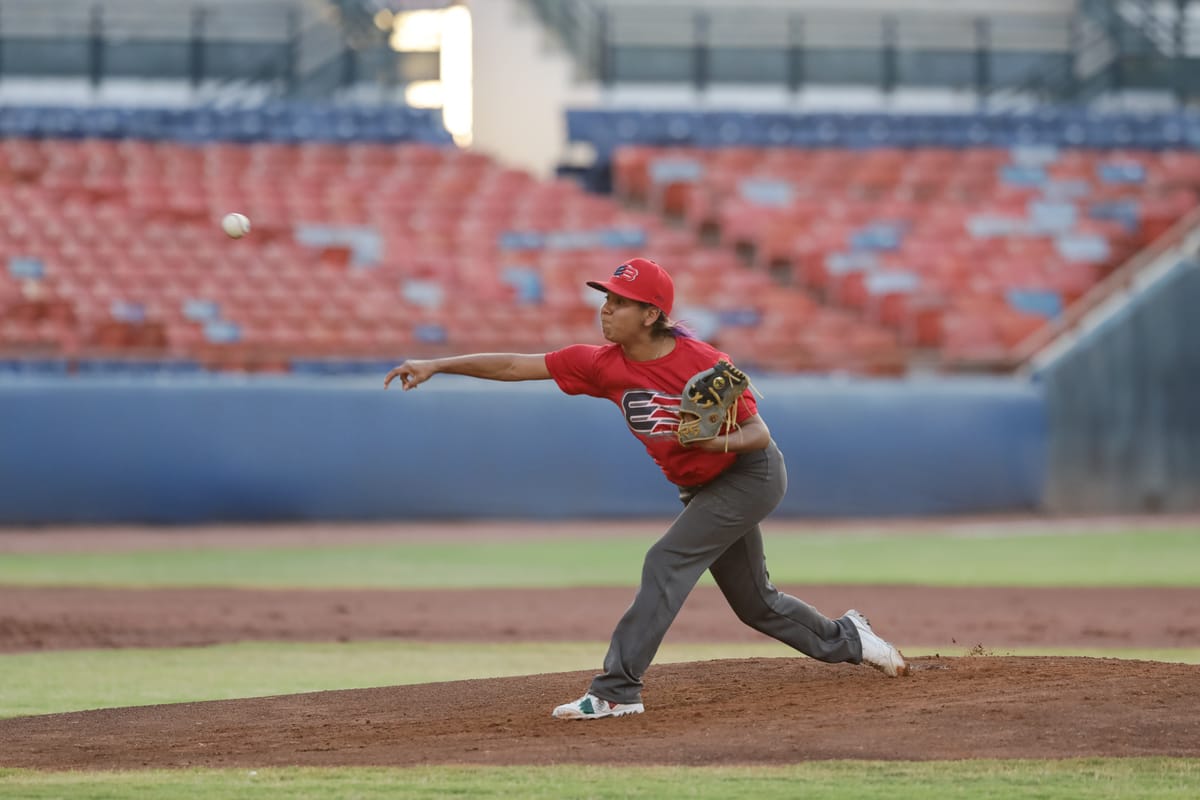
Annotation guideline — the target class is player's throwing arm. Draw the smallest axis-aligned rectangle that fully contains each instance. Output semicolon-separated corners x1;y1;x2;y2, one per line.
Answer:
384;354;552;390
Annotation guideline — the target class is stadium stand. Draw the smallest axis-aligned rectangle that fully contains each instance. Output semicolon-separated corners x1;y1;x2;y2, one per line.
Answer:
0;102;912;377
566;108;1200;370
5;104;1200;377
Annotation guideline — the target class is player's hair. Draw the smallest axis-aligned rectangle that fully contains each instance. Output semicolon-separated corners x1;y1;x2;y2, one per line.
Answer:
643;303;697;340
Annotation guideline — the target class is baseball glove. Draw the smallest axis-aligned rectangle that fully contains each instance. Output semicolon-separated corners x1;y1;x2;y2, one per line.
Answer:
677;359;751;447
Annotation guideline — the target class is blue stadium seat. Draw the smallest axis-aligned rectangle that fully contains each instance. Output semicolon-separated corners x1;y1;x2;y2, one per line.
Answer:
39;107;87;138
0;108;32;136
695;112;759;147
1006;289;1063;319
755;113;799;146
1183;117;1200;148
179;108;221;143
566;107;1200;166
79;108;127;139
8;256;45;280
222;110;268;141
124;108;170;138
204;321;242;344
0;103;452;145
1089;199;1140;232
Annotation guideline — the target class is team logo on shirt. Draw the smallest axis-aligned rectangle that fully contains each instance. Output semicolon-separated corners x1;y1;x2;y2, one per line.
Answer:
621;390;680;436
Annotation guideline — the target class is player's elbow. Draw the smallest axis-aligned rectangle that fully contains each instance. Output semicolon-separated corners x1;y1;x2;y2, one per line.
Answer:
741;416;771;450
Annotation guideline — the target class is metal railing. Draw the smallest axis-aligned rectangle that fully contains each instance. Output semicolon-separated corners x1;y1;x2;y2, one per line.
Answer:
988;0;1200;107
524;0;607;81
0;0;417;104
524;0;1200;104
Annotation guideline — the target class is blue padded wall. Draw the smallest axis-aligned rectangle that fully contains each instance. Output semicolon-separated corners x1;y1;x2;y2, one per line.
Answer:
0;375;1045;524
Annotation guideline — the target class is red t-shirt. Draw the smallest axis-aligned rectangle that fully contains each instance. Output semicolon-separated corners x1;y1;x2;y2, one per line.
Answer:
545;337;759;487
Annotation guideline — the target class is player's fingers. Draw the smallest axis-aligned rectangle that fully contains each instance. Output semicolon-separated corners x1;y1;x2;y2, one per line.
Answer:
384;365;408;389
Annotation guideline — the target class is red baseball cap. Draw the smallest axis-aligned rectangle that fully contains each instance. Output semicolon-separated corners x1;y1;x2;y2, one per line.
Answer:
586;257;675;316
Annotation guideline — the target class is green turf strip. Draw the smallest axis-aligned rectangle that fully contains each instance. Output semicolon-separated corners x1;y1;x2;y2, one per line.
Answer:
1;760;1198;799
1;529;1197;588
4;641;1198;719
0;641;780;718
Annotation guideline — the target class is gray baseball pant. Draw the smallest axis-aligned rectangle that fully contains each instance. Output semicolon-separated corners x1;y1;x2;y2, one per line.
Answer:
589;440;863;705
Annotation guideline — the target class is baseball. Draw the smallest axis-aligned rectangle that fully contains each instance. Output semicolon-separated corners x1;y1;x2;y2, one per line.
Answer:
221;212;251;239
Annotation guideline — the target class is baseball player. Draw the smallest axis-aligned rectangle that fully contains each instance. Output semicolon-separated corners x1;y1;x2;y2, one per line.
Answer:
385;257;908;720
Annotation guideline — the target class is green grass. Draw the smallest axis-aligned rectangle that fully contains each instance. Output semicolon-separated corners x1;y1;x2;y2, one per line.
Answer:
1;528;1198;588
4;640;1198;719
0;640;789;718
1;760;1198;799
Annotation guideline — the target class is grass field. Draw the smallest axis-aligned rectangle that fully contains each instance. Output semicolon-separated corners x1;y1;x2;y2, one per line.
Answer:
3;522;1198;797
1;528;1197;588
2;760;1199;799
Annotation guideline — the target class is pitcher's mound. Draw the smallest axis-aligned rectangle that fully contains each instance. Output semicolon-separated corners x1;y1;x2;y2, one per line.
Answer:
3;656;1197;769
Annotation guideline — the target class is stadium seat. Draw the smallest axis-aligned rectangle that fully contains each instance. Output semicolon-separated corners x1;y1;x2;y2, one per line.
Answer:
606;134;1200;368
8;105;1200;376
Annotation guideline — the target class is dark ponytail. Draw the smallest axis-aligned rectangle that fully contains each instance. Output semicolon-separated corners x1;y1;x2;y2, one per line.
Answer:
645;305;697;340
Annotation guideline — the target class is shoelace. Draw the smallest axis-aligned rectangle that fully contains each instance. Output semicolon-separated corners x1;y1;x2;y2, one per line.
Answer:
719;378;764;453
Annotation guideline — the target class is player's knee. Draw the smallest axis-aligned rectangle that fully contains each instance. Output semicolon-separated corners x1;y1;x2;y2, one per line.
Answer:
729;589;782;629
640;542;698;589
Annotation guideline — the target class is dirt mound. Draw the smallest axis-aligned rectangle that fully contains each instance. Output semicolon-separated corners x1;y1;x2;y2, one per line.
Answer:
3;656;1197;769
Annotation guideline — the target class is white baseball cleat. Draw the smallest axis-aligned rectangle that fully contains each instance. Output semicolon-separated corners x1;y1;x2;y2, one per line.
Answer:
552;692;645;720
846;609;909;677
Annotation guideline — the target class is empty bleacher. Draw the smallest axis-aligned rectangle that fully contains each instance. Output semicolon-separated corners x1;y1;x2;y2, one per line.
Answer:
0;136;593;371
7;104;1200;378
0;105;910;377
614;142;1200;366
570;108;1200;370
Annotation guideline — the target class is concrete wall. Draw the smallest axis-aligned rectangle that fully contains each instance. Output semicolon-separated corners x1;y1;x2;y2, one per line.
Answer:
1041;257;1200;513
471;0;587;178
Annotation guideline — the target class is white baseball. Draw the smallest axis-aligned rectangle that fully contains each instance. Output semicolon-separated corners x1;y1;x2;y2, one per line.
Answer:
221;212;251;239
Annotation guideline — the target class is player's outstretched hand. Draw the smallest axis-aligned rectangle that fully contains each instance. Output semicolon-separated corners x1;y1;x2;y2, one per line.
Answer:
384;360;436;390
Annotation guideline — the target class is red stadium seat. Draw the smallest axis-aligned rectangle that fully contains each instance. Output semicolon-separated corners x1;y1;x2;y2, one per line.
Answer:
4;136;1198;376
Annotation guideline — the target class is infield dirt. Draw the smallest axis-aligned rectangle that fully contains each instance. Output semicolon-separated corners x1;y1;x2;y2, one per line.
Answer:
1;521;1198;768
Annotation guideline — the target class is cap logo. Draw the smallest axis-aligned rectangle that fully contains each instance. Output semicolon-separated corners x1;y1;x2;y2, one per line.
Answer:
613;263;639;282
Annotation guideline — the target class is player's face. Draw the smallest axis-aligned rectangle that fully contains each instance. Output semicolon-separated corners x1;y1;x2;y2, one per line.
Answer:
600;292;653;344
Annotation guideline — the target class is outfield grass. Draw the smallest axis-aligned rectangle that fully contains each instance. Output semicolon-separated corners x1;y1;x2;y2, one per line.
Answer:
1;528;1198;588
1;760;1198;799
4;640;1198;719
